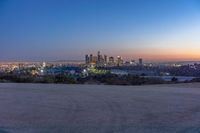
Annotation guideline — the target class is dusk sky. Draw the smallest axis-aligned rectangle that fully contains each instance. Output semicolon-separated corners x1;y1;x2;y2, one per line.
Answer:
0;0;200;61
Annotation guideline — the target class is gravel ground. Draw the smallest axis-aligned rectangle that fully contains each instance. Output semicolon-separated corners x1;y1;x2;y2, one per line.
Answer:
0;83;200;133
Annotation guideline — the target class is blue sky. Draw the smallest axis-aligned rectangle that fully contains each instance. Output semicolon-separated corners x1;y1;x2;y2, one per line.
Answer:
0;0;200;61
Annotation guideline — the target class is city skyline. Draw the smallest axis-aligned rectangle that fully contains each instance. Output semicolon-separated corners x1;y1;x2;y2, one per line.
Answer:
0;0;200;61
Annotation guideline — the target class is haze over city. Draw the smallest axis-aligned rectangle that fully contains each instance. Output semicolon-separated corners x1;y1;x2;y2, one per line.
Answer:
0;0;200;61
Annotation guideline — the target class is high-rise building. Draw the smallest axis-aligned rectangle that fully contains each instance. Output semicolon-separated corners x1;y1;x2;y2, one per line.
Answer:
97;51;101;63
85;54;90;64
109;56;114;63
130;60;136;65
104;55;107;64
117;56;123;66
92;56;98;64
89;54;93;63
42;62;46;68
139;58;143;65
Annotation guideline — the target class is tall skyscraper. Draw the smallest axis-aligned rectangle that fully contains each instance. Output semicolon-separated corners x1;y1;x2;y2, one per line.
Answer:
85;54;90;64
117;56;123;66
109;56;114;63
92;56;98;64
42;62;46;68
97;51;101;63
89;54;93;63
104;55;107;64
139;58;143;65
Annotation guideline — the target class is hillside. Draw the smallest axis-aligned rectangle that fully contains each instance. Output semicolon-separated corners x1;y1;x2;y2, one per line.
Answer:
0;83;200;133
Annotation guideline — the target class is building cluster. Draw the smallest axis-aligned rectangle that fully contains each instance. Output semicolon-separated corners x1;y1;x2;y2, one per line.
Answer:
85;51;125;67
85;51;143;67
0;62;48;76
0;62;86;77
2;58;200;83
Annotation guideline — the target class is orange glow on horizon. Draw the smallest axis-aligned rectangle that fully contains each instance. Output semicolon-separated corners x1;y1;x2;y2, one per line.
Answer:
110;48;200;61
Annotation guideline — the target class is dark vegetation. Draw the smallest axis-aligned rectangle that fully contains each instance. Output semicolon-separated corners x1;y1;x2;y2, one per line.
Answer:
1;68;199;85
0;72;169;85
78;74;166;85
0;74;78;84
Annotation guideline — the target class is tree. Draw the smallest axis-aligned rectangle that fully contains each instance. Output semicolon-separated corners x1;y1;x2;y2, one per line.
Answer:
171;77;178;82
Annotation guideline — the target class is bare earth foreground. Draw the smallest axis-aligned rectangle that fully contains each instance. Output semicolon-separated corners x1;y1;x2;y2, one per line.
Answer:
0;83;200;133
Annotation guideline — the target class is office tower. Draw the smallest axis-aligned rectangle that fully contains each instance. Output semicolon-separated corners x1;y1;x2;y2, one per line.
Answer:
109;56;114;63
89;54;93;63
85;54;90;64
139;58;143;65
100;55;104;63
97;51;101;63
42;62;46;68
117;56;123;66
92;56;98;64
130;60;136;65
104;55;107;63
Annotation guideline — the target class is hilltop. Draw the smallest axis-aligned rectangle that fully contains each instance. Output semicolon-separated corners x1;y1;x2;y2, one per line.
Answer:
0;83;200;133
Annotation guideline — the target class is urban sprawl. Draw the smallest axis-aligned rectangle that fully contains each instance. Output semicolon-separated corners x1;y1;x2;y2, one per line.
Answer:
0;51;200;85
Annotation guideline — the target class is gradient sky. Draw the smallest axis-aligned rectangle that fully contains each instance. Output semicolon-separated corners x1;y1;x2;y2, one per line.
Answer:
0;0;200;61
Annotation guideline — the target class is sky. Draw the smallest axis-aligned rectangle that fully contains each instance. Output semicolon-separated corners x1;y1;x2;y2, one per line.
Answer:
0;0;200;62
